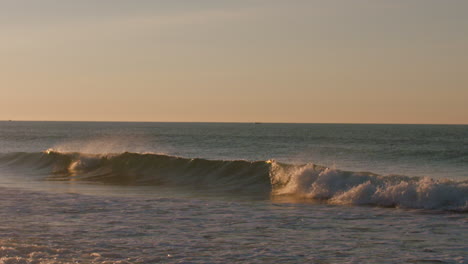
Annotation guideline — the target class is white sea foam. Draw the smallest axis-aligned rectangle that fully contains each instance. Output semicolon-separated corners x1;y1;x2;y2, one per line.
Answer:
270;161;468;211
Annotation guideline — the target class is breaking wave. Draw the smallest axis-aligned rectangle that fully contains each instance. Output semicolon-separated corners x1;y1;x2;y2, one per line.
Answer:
0;150;466;211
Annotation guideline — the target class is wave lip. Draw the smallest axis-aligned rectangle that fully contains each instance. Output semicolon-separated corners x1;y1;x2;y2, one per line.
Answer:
0;151;467;211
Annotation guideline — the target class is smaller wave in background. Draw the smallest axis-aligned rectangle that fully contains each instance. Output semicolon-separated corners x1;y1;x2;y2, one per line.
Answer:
0;150;466;211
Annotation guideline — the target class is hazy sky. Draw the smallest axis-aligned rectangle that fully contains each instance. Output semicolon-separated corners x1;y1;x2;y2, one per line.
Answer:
1;0;467;123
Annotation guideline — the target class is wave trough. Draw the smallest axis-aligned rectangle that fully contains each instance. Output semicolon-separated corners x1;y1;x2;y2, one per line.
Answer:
0;151;466;211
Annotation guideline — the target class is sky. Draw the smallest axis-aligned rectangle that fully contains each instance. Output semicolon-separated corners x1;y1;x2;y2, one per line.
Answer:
1;0;467;124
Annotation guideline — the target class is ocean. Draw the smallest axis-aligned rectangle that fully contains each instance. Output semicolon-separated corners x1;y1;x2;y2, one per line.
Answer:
0;121;466;263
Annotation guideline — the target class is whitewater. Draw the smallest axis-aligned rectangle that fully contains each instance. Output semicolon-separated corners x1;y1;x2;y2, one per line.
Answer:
0;121;467;263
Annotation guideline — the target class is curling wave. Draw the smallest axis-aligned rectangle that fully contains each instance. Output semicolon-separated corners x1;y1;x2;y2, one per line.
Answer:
0;151;466;211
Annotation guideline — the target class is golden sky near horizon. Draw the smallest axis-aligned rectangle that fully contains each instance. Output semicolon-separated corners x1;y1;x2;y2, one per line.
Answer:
1;0;467;124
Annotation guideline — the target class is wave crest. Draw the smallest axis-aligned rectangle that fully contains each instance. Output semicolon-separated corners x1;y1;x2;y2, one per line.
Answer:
0;151;466;211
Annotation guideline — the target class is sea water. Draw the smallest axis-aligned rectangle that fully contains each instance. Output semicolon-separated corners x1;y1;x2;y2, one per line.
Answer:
0;121;466;263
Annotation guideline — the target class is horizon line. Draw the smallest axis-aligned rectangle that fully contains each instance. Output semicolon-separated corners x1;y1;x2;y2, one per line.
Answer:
1;119;467;126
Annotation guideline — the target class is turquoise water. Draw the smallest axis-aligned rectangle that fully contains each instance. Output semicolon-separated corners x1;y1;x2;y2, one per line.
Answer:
0;121;466;263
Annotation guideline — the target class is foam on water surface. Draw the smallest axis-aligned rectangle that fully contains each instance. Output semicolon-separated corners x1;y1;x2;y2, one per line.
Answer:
0;186;466;264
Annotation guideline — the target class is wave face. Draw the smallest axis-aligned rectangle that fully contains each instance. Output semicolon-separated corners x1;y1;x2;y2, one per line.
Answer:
0;151;467;211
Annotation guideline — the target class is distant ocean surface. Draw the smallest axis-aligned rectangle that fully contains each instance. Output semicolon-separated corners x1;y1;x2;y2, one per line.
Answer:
0;121;466;263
